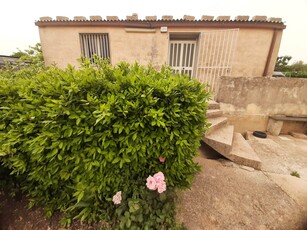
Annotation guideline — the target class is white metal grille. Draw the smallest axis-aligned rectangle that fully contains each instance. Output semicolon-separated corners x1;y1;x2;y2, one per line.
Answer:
80;33;110;60
168;41;196;77
196;29;239;92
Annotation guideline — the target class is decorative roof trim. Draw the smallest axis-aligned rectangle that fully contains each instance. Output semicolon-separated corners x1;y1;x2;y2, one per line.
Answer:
35;19;286;30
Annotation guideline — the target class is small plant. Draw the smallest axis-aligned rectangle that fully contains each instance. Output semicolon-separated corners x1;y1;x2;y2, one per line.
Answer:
290;171;300;178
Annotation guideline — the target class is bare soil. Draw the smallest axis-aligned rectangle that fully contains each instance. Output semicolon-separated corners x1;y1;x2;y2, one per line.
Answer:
0;191;109;230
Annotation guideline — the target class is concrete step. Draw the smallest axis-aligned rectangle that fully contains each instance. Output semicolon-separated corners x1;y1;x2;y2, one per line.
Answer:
206;109;223;118
228;133;262;170
208;100;220;110
206;117;228;136
203;125;234;156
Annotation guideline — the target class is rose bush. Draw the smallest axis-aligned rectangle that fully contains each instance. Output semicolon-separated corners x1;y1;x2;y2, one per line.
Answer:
0;58;210;228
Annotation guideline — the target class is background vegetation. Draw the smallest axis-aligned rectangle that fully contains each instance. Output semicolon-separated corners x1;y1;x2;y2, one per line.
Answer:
275;56;307;78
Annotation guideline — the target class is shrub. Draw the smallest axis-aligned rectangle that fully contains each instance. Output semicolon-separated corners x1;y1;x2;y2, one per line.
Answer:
0;59;210;228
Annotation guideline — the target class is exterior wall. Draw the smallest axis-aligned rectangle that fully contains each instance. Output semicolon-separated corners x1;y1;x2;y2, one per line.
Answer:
39;27;169;69
216;76;307;133
38;25;282;78
231;29;282;77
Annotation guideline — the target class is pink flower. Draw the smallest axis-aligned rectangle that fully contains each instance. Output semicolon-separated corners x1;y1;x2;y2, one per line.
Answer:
153;172;165;183
159;157;166;163
157;181;166;193
146;172;167;193
146;176;157;190
112;191;122;205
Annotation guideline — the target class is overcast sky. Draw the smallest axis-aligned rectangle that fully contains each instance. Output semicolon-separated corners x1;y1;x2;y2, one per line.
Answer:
1;0;306;63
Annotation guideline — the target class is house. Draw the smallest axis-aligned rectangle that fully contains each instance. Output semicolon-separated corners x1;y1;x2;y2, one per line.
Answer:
35;14;285;92
35;15;307;169
0;55;19;68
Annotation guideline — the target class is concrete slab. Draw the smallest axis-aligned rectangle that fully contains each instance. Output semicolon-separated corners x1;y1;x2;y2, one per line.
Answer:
203;125;234;156
206;117;228;136
176;157;307;230
247;133;307;182
266;172;307;212
229;132;262;170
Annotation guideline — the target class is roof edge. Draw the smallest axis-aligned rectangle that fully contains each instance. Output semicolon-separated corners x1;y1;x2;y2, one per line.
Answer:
35;20;286;30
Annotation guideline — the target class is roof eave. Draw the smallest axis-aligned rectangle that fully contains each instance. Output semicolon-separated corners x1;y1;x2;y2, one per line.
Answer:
35;20;286;30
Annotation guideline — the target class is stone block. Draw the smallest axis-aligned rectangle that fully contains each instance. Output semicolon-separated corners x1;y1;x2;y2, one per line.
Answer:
268;17;282;22
201;15;214;21
145;16;157;21
106;16;119;21
267;118;283;136
183;15;195;21
56;16;69;21
252;15;267;21
162;15;173;20
235;15;249;21
39;16;52;21
126;13;138;20
90;15;102;21
216;16;231;21
74;16;87;21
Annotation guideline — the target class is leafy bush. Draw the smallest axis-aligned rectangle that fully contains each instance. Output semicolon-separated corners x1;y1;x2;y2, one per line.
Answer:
0;59;209;228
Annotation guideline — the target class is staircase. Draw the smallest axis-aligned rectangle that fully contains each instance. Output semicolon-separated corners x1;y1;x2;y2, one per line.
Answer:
202;101;262;170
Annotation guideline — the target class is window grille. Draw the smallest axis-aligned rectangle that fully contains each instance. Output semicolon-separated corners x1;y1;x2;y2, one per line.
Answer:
79;33;110;61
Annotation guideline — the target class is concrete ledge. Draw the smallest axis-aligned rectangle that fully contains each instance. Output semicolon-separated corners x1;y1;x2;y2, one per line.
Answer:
270;115;307;122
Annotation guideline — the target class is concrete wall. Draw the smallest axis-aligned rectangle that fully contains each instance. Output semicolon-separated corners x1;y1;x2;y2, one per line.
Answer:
216;76;307;133
39;27;169;69
231;29;283;77
38;26;282;77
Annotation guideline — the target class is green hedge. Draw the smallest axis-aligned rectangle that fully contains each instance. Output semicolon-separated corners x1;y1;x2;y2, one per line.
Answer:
0;59;209;228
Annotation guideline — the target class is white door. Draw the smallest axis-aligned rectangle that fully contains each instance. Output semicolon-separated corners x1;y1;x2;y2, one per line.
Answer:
168;41;196;77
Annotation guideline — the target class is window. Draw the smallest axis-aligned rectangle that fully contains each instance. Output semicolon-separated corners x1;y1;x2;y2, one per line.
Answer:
79;33;110;61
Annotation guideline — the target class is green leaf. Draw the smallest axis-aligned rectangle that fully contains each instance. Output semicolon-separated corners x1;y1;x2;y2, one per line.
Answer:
112;157;121;164
77;191;84;203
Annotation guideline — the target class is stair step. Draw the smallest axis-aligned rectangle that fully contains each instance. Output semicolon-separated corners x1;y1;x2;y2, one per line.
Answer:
208;100;220;110
229;133;262;170
203;125;234;156
206;117;228;136
206;109;223;118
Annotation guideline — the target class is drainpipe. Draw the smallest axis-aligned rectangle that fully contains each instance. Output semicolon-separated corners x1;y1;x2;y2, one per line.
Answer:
263;29;278;76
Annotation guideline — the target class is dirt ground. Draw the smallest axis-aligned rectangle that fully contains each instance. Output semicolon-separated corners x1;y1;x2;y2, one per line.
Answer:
1;135;307;230
0;190;109;230
176;135;307;230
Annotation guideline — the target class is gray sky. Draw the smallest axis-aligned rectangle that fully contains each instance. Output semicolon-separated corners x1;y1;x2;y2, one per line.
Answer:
1;0;306;63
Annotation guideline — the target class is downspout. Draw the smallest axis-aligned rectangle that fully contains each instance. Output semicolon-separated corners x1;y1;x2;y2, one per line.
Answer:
263;29;278;76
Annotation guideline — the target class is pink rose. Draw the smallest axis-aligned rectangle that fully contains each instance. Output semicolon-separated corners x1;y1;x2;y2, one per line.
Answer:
157;181;166;193
153;172;165;183
112;191;122;205
159;157;166;163
146;176;157;190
